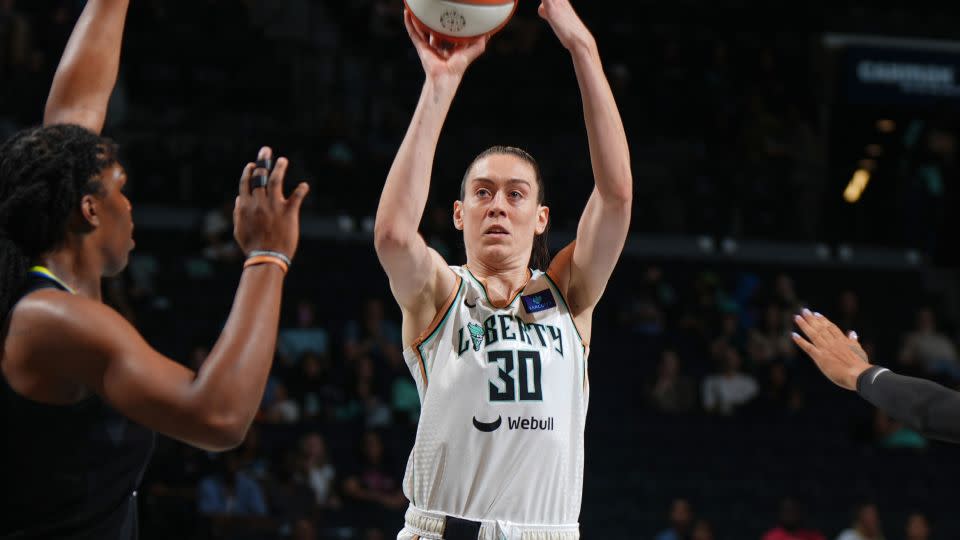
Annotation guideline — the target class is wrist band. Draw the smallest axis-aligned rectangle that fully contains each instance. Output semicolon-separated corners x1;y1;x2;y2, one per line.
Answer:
244;255;288;274
248;250;291;266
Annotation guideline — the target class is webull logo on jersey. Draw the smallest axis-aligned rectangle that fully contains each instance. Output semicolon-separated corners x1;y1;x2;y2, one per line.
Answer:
456;314;566;356
508;416;555;431
472;414;556;432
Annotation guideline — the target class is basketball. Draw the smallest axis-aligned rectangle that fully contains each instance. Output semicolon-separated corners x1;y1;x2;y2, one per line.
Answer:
404;0;518;44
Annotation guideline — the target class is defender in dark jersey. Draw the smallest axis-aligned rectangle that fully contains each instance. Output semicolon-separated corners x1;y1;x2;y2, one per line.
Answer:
0;1;310;538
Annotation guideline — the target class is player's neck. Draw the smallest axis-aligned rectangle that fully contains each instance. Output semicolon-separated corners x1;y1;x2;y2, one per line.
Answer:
39;244;104;300
465;258;531;304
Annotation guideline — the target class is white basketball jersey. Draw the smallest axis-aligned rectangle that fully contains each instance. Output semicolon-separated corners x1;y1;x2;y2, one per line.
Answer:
401;266;590;526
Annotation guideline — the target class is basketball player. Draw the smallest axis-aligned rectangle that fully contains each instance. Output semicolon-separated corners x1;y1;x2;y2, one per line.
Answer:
375;1;632;537
0;1;309;537
793;309;960;443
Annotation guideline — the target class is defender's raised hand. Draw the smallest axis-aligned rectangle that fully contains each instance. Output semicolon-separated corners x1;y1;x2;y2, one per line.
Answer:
234;146;310;261
792;309;871;391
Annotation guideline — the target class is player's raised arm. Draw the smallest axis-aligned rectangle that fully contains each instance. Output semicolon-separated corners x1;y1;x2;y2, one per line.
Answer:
44;0;129;133
540;0;632;344
8;148;309;452
374;11;487;343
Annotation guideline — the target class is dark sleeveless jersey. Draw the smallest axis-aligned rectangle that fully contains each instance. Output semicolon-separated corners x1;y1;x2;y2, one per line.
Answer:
0;275;156;539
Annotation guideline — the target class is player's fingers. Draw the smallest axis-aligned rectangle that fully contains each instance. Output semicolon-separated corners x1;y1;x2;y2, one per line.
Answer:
816;313;847;340
268;157;288;200
801;309;836;345
794;312;824;345
286;182;310;213
238;163;255;201
404;9;427;45
791;331;818;358
251;146;273;199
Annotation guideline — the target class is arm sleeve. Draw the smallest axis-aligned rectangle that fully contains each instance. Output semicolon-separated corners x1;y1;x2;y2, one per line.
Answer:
857;366;960;444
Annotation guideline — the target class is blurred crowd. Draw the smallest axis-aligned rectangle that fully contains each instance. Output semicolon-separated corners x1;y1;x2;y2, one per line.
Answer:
3;0;959;255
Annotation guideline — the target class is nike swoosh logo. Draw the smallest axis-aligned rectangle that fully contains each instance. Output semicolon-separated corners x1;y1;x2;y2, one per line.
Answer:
464;298;477;309
472;415;502;433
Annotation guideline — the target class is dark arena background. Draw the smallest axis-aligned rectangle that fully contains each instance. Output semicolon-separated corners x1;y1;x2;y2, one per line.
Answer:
3;1;960;539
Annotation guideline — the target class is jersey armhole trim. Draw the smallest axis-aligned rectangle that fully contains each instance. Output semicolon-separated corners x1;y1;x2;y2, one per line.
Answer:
543;270;588;347
411;276;464;388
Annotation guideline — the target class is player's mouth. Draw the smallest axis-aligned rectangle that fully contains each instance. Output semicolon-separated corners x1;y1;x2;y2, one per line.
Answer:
484;225;510;236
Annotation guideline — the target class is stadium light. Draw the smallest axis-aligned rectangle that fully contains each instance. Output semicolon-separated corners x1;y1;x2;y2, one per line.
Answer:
844;168;871;203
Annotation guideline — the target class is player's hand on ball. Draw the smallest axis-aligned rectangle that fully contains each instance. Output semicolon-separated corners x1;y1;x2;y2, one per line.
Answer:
403;8;488;83
538;0;595;52
792;309;871;391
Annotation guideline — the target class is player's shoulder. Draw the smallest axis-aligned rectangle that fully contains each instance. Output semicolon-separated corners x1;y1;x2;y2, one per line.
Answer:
10;289;127;351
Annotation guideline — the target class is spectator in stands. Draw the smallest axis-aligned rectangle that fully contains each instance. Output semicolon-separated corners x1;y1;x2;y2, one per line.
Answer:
621;294;666;338
873;410;927;450
292;519;317;540
263;382;301;424
748;302;794;368
197;450;272;538
297;432;340;510
0;0;29;75
343;297;402;363
364;528;387;540
702;344;758;415
337;354;392;427
342;431;406;527
287;351;336;422
0;0;34;135
712;310;747;357
691;519;715;540
904;512;930;540
648;349;696;414
750;362;805;416
747;327;777;370
773;273;802;314
263;451;316;538
761;497;825;540
899;307;960;382
385;343;420;425
278;300;330;363
236;425;271;482
641;265;678;314
836;503;885;540
202;199;241;262
654;497;694;540
834;290;871;340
